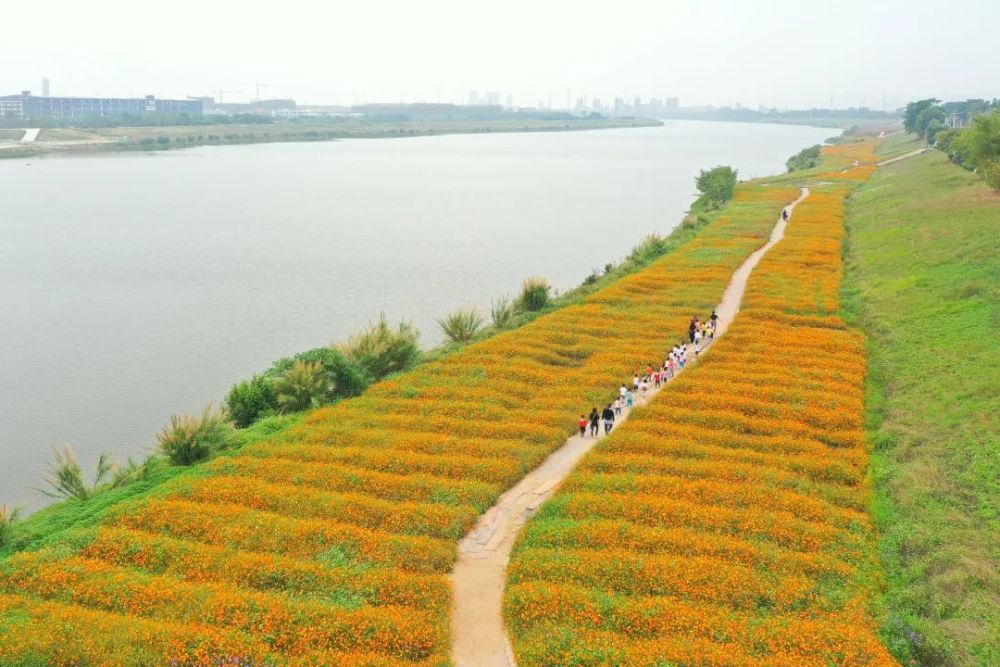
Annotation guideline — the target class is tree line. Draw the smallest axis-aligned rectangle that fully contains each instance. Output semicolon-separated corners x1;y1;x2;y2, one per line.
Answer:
905;98;1000;190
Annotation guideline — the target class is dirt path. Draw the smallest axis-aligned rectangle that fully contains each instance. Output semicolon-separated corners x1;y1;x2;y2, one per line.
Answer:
877;147;927;166
449;187;811;666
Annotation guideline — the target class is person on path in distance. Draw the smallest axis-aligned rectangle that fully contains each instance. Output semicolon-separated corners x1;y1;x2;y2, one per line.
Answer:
625;390;634;409
782;208;789;221
654;369;661;388
614;397;623;417
710;310;719;332
689;318;697;343
602;404;616;434
667;355;676;378
640;377;649;395
578;414;587;438
632;374;640;392
619;384;628;403
588;407;600;437
645;364;653;380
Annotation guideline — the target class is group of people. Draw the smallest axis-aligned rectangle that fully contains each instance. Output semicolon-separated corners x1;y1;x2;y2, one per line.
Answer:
578;310;720;439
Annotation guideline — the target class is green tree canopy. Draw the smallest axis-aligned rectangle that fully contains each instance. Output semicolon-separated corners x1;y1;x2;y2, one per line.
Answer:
695;166;738;205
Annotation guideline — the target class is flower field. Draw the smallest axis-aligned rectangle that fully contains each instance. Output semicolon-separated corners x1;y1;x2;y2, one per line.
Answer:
0;177;800;664
503;139;897;666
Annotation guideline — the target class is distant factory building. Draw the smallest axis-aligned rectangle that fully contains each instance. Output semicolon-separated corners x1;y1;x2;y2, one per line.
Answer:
0;91;202;121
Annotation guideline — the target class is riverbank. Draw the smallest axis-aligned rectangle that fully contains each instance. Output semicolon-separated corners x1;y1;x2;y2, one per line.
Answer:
0;116;661;159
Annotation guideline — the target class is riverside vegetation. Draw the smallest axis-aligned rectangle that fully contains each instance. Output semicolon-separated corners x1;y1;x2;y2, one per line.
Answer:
0;147;774;664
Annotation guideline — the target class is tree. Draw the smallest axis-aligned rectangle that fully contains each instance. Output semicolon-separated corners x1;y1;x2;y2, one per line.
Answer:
696;166;738;206
914;105;945;139
904;99;940;135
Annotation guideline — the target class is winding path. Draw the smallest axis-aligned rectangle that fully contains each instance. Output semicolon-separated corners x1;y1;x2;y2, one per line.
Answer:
449;187;812;666
877;147;927;167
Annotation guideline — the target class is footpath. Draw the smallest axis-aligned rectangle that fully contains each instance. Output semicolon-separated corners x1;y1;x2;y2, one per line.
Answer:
449;187;812;667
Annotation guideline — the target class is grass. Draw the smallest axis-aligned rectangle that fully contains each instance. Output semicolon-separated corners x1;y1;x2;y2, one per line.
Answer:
875;131;924;160
0;129;25;141
842;148;999;666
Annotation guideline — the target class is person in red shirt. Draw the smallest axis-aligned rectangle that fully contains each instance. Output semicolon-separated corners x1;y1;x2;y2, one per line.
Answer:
578;414;587;437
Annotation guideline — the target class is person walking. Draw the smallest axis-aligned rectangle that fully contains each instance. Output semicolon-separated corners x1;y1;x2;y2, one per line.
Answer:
614;397;623;417
782;208;789;221
632;374;640;392
625;390;634;409
688;318;697;344
710;310;718;331
578;414;587;437
602;404;615;434
619;384;628;403
588;407;600;437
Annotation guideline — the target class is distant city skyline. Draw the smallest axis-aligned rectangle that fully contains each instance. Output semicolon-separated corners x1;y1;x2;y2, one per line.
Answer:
2;0;997;111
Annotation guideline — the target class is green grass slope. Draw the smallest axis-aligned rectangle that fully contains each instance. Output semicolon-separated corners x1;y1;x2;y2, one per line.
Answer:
842;147;999;666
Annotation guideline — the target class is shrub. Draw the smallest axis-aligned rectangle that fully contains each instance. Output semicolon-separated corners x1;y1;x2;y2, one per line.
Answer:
157;403;232;466
786;144;822;171
39;445;116;501
491;296;514;329
516;277;551;312
272;360;329;412
981;159;1000;190
226;375;273;428
0;504;20;548
695;165;738;206
626;233;668;266
338;315;420;382
293;347;368;398
438;307;484;343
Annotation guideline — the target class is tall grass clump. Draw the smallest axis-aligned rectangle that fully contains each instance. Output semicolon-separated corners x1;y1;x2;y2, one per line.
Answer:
338;314;420;382
0;504;21;548
156;403;233;466
38;445;115;501
438;307;484;343
786;144;822;171
516;277;551;312
491;296;514;329
273;360;329;412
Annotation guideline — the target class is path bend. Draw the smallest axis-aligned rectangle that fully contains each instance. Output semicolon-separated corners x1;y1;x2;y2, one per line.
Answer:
449;187;811;667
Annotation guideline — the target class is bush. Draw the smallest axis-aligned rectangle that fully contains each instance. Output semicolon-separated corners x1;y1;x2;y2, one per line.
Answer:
516;277;551;312
982;160;1000;190
226;374;273;428
786;144;822;171
438;307;484;343
38;445;115;501
293;347;368;398
338;315;420;382
272;360;329;412
157;403;232;466
491;296;514;329
695;165;738;206
0;504;21;548
626;233;667;266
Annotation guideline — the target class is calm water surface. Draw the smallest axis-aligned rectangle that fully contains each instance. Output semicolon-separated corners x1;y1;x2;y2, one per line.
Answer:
0;120;832;510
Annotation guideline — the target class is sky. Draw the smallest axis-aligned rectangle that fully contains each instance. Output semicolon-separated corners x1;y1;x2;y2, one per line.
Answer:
1;0;997;110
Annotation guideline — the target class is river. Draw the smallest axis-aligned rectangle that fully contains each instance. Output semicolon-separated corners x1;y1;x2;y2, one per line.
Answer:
0;119;833;510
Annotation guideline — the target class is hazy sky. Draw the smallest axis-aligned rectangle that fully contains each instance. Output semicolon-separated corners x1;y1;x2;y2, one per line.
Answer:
2;0;996;109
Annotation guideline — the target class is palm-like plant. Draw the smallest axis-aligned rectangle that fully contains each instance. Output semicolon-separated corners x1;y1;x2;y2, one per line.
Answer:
491;296;514;329
38;444;116;501
338;314;420;381
272;360;330;412
0;504;21;548
157;403;232;466
438;307;484;343
516;277;551;312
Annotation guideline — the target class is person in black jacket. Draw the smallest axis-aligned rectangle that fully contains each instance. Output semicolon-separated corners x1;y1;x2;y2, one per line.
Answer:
601;404;616;434
588;407;600;437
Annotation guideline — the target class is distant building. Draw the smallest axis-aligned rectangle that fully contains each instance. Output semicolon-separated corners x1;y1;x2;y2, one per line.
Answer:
42;78;50;97
664;97;679;109
505;93;513;109
485;91;500;106
592;97;601;112
0;91;202;120
467;91;480;106
944;112;972;129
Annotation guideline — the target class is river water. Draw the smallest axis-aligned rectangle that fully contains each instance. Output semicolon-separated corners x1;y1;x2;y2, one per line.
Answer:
0;120;832;510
